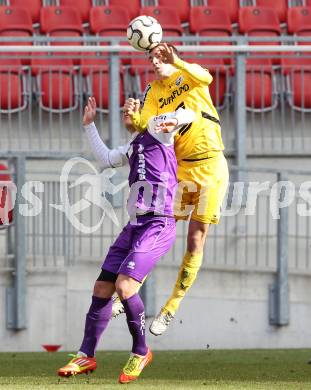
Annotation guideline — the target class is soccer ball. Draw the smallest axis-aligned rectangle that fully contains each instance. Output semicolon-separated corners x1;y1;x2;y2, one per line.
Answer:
127;15;163;52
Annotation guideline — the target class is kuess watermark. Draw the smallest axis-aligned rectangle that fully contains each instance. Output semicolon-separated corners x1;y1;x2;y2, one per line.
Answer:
0;158;310;233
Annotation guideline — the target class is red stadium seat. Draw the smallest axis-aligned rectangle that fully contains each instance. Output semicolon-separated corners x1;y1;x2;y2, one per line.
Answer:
58;0;92;24
189;7;232;64
0;58;27;112
31;57;79;112
81;55;125;111
40;6;83;64
0;163;13;226
158;0;190;23
90;6;129;35
140;6;183;40
239;7;281;64
206;0;239;24
282;56;311;111
254;0;287;23
239;7;281;36
245;58;277;111
8;0;41;24
40;6;83;36
0;7;33;64
189;6;231;35
108;0;140;20
287;7;311;37
90;6;130;64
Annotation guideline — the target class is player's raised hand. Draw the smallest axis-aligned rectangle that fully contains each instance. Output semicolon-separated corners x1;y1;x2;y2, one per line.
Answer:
154;118;178;133
154;43;178;65
123;98;140;116
83;97;96;126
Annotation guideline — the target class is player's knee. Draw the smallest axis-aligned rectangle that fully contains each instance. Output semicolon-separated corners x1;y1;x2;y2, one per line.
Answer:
115;279;136;300
93;280;115;298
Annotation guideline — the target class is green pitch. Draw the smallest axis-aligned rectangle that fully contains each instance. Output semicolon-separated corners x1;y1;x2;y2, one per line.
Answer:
0;349;311;389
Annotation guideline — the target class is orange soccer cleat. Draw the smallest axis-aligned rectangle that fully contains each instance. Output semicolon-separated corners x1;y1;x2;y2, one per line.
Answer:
119;348;153;384
57;354;97;377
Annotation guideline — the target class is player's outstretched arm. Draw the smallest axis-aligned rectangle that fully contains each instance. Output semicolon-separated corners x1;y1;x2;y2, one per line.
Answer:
83;97;129;169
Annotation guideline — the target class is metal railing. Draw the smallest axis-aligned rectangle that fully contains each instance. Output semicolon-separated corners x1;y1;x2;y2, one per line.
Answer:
0;37;310;158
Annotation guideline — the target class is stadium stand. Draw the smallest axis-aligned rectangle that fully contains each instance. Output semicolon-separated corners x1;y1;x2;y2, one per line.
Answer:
253;0;288;23
189;6;232;64
282;56;311;110
139;6;183;39
0;58;27;112
287;6;311;38
205;0;239;24
89;5;129;35
245;58;277;111
31;57;78;112
6;0;41;25
40;6;83;38
158;0;190;23
82;55;125;111
108;0;140;20
0;6;33;64
57;0;92;24
239;7;281;39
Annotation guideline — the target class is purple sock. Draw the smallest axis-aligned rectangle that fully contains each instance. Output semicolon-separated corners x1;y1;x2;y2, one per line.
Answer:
79;295;112;357
122;293;148;356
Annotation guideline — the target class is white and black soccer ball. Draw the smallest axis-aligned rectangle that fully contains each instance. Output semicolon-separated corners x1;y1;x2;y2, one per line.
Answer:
127;15;163;52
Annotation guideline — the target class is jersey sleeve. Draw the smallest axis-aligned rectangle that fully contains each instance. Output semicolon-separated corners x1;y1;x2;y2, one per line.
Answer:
147;108;196;146
174;57;213;85
130;83;157;133
84;122;129;169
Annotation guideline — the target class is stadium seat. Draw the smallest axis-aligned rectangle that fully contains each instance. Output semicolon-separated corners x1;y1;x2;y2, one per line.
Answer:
245;58;277;111
253;0;288;23
8;0;41;25
108;0;140;20
189;6;232;35
58;0;92;24
81;55;125;112
239;7;281;63
31;57;79;112
189;6;232;63
287;7;311;38
158;0;190;23
0;163;13;226
0;7;33;64
282;56;311;111
40;6;83;37
140;6;183;41
205;0;239;24
90;5;129;35
0;58;28;112
239;7;281;37
40;6;83;64
90;6;130;64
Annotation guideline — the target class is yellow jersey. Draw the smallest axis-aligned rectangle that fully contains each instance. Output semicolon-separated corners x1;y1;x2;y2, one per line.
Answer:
131;57;225;162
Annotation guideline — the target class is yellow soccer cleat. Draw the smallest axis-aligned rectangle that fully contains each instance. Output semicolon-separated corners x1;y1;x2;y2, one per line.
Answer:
118;349;153;384
57;354;97;377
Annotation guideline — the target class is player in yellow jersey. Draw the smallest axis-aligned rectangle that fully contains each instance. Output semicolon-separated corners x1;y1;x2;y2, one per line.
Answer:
121;43;229;335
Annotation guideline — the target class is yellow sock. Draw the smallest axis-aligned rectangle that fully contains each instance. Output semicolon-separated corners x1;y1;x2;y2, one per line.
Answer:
163;251;203;315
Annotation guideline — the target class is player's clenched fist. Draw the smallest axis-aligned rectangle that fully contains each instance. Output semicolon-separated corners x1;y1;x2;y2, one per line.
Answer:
123;98;140;116
83;96;96;126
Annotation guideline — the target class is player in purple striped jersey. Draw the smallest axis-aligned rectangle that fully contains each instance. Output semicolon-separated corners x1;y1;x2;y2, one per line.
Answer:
57;97;195;383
